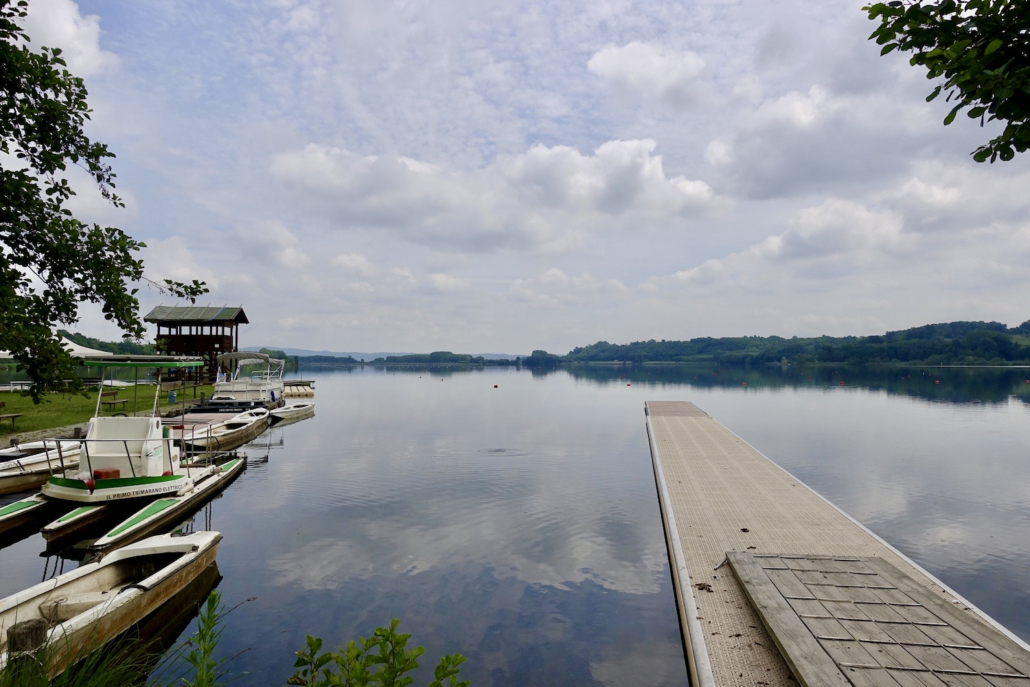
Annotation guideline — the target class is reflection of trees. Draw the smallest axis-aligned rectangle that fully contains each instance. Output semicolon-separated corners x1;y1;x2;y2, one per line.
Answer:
563;364;1030;406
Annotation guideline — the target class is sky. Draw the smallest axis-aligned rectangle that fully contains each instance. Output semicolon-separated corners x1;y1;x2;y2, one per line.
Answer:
24;0;1030;354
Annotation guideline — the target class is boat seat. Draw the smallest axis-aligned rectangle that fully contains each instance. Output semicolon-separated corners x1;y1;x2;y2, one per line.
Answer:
39;590;115;623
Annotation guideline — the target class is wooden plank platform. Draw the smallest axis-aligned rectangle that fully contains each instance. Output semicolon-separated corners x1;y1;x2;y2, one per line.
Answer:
645;401;1030;687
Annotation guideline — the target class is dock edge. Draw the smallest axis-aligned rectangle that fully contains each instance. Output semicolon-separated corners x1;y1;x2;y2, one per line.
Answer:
645;403;716;687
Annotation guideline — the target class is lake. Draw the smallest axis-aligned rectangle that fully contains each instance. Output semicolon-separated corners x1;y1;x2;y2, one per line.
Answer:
1;364;1028;685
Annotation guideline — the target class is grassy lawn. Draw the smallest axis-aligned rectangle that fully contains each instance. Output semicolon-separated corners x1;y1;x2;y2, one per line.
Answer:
0;385;215;439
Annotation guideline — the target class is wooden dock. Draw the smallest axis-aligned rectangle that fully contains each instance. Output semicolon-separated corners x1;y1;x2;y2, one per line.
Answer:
645;401;1030;686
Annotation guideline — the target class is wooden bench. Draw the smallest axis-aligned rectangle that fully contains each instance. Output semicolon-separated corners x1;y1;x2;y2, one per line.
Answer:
0;402;22;427
99;391;128;412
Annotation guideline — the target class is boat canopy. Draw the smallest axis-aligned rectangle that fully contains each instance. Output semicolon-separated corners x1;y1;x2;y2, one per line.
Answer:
216;352;284;367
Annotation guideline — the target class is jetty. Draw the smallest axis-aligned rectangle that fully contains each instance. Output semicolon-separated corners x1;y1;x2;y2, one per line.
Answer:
645;401;1030;686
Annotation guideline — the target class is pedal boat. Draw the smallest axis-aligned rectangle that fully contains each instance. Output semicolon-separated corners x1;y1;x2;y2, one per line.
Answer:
0;531;221;677
268;402;315;427
174;408;269;452
0;441;81;495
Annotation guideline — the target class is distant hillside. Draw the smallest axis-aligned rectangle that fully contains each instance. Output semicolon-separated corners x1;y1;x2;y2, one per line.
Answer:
563;320;1030;366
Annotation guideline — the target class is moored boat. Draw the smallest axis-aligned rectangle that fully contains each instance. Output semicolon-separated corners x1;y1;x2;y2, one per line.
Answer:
41;416;195;504
0;441;81;495
268;402;315;427
0;531;222;677
91;456;245;551
41;504;109;541
176;408;269;452
0;493;49;532
204;352;285;411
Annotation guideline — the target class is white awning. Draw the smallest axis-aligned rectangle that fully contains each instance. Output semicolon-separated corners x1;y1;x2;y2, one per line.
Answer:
60;336;114;358
0;336;115;360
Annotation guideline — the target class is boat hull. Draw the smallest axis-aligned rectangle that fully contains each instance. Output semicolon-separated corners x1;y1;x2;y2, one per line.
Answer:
268;403;315;427
91;459;245;551
183;415;268;452
0;493;49;532
0;532;222;677
42;474;191;504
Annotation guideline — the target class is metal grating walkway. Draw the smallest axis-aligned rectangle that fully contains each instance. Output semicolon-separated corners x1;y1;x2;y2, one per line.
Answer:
645;401;1029;687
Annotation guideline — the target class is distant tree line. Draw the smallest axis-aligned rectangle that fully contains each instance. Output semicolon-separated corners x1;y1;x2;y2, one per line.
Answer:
561;320;1030;366
257;347;298;372
370;351;517;366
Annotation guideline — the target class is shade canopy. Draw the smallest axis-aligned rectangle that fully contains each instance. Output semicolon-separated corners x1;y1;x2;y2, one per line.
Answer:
217;351;284;367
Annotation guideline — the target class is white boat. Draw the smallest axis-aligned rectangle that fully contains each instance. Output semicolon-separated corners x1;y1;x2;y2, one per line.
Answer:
91;456;245;551
176;408;269;451
41;503;109;540
209;352;285;409
0;531;221;677
0;440;81;495
268;402;315;427
0;493;50;531
41;416;196;504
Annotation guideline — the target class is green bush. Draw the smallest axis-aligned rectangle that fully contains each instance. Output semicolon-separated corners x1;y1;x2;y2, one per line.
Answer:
287;619;468;687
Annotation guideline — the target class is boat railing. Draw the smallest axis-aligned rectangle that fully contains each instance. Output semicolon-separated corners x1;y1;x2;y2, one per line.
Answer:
38;437;177;482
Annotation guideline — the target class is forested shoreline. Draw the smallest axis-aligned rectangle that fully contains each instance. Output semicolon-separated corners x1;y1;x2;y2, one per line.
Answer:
563;321;1030;366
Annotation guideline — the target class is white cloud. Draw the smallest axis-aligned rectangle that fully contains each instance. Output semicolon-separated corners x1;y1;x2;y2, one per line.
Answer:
23;0;117;76
271;140;725;253
588;42;705;105
755;199;910;261
235;221;310;269
511;269;628;307
427;273;467;291
332;253;378;278
140;237;217;289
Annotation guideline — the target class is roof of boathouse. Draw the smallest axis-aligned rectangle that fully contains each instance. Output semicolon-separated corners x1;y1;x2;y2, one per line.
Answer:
144;305;249;325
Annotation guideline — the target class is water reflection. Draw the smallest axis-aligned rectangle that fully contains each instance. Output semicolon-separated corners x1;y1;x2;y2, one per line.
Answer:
563;362;1030;405
1;365;1027;685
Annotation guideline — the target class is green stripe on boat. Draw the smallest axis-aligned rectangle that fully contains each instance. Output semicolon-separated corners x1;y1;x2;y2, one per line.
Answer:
106;499;178;537
221;459;240;471
0;498;41;517
48;474;184;490
57;505;100;523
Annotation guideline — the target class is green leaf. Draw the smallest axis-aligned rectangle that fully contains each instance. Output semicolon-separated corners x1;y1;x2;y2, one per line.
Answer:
984;39;1002;56
880;43;898;55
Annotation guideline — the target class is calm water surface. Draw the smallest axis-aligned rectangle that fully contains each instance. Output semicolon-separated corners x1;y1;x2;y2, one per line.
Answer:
1;365;1029;685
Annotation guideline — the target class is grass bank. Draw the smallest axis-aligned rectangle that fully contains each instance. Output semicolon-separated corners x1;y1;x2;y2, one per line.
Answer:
0;385;215;439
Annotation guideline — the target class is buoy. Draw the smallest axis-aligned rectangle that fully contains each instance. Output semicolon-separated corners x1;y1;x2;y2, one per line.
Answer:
935;380;939;384
742;382;746;386
85;478;95;492
494;385;498;388
627;383;631;387
162;470;173;476
839;381;845;386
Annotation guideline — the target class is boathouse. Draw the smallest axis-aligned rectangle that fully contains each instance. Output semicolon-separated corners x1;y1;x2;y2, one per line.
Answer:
144;305;249;379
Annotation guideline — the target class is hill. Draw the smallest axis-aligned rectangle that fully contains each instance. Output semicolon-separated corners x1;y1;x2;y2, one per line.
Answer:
563;320;1030;366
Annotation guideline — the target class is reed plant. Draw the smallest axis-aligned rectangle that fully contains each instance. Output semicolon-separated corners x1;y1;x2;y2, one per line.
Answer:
0;594;468;687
